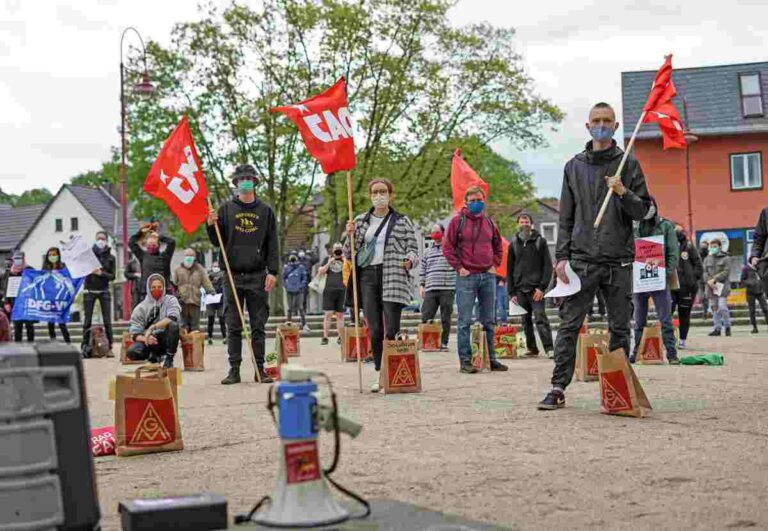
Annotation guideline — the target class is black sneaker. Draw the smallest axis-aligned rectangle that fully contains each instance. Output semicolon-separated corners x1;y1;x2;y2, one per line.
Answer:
460;362;478;374
725;327;732;337
321;337;329;345
256;367;273;384
668;357;681;365
162;355;174;369
221;368;241;385
490;360;508;372
752;327;759;334
537;389;565;410
207;338;213;346
708;330;721;337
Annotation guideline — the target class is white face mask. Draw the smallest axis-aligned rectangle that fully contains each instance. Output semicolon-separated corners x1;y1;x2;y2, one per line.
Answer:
96;239;107;249
212;266;220;273
372;194;389;209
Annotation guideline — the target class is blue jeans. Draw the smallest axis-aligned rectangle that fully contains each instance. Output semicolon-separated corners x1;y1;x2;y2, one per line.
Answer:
633;289;677;360
709;296;731;331
495;284;508;323
456;272;496;364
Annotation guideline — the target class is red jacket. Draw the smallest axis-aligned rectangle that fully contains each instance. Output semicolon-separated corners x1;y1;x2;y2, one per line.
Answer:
442;208;503;274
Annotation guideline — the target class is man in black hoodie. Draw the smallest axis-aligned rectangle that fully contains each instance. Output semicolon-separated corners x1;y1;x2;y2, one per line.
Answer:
538;102;651;411
81;231;116;356
129;222;176;298
207;164;279;385
507;213;554;357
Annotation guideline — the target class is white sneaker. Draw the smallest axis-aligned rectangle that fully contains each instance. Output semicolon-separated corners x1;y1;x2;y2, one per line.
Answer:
370;377;380;393
679;339;686;350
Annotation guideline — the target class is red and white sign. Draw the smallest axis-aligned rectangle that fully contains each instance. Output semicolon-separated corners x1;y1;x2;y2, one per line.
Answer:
124;398;176;447
272;78;356;174
143;116;210;233
284;441;321;484
634;235;666;293
91;426;116;457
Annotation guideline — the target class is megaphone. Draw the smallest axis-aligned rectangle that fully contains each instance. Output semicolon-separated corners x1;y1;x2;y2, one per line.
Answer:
236;365;367;527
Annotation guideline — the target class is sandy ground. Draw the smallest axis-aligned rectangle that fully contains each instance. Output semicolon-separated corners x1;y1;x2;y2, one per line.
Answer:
87;326;768;530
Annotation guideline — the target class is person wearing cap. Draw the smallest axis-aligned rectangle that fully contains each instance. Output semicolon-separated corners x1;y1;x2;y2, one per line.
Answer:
207;164;279;385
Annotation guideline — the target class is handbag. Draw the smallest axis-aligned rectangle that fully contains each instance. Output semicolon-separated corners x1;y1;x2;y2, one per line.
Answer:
356;211;392;268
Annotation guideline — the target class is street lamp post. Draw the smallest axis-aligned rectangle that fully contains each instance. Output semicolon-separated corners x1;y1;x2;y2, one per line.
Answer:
682;97;699;238
119;27;155;320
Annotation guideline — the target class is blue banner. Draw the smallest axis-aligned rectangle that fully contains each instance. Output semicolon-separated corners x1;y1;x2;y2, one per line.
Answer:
11;269;84;324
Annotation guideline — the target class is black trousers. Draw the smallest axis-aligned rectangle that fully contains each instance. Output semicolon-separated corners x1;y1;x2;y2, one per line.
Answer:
13;321;34;342
224;271;269;368
359;265;403;371
81;292;113;348
127;322;180;362
588;290;606;316
47;322;71;343
207;304;226;339
421;289;454;347
747;292;768;328
671;287;695;340
517;291;554;352
552;261;633;390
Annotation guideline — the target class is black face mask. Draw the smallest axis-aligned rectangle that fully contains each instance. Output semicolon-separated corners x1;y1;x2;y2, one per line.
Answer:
289;257;297;263
333;251;343;257
676;231;686;243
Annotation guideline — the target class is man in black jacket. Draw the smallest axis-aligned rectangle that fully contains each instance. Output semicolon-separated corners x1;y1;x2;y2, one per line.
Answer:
81;231;116;357
538;102;652;411
207;164;279;385
507;213;554;357
129;222;176;298
749;206;768;295
671;224;702;349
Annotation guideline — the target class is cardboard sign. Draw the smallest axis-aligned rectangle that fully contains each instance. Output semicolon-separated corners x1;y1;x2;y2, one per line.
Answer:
494;325;518;359
575;334;606;382
634;235;666;293
417;322;442;352
470;324;491;372
277;324;301;358
637;325;665;364
120;332;142;365
284;440;321;484
341;326;370;362
597;348;652;418
91;426;116;457
181;331;206;371
380;335;421;394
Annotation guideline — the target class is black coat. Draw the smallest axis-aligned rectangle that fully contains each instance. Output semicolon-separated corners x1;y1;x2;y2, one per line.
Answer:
676;239;703;291
751;207;768;278
506;229;552;297
556;140;651;265
129;232;176;295
83;246;116;292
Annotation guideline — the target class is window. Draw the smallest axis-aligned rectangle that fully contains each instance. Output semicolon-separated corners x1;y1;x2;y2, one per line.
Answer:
540;222;557;244
739;73;763;117
730;152;763;191
55;218;63;232
70;217;79;231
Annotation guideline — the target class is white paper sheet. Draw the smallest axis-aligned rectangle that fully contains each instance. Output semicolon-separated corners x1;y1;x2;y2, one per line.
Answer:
713;282;725;297
5;276;21;298
508;301;529;316
544;262;582;298
60;235;102;279
204;293;222;305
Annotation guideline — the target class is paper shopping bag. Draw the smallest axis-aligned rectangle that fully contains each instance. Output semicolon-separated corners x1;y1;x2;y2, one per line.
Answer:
181;330;206;371
637;325;665;364
264;349;284;380
380;334;421;394
277;323;301;358
342;325;370;362
494;325;518;359
120;332;142;365
597;348;651;418
115;365;183;456
417;322;442;352
470;324;491;372
575;334;606;382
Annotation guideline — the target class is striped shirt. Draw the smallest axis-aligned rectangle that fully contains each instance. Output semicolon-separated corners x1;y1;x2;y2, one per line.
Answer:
420;244;456;291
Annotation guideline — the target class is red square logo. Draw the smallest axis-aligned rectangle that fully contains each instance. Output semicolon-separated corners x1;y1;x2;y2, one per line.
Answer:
387;354;416;388
587;347;599;376
600;370;633;413
124;398;176;446
284;441;321;484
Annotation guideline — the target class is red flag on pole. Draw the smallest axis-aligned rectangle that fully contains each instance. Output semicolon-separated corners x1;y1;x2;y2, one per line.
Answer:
271;77;356;174
143;116;210;233
641;55;687;150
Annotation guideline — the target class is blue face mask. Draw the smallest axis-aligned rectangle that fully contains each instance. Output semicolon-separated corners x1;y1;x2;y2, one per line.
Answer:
467;200;485;215
589;125;615;143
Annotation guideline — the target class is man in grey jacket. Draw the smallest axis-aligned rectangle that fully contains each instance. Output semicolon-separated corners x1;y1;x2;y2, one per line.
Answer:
127;274;181;368
539;102;652;411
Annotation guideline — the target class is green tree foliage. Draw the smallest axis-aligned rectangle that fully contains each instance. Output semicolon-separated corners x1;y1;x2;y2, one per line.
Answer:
0;187;54;207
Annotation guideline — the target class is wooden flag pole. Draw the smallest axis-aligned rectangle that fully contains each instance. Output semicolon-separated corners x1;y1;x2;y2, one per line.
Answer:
207;197;261;383
346;170;364;394
594;111;647;228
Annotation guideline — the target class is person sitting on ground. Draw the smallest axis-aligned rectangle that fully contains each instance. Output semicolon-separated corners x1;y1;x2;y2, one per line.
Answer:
283;251;308;329
129;222;176;298
171;248;214;333
127;274;181;368
318;242;349;345
703;238;732;337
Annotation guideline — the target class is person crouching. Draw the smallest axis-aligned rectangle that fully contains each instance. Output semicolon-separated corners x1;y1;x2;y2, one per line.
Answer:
127;274;181;368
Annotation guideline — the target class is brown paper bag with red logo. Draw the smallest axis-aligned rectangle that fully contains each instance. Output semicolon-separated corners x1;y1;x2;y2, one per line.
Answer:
277;323;301;358
115;365;183;456
120;332;142;365
417;322;442;352
342;325;370;362
637;325;665;364
597;348;651;418
575;334;606;382
380;334;421;394
470;324;491;372
181;330;205;371
494;325;518;359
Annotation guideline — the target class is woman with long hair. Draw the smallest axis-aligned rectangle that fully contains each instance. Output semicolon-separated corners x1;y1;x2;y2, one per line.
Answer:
4;251;35;342
42;246;71;343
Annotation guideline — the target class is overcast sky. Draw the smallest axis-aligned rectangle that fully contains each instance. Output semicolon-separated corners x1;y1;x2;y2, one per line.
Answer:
1;0;765;198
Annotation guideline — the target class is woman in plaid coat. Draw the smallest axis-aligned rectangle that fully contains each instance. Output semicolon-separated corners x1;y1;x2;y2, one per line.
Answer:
346;178;420;392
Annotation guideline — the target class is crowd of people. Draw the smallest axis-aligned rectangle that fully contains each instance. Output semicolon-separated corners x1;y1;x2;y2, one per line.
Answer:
1;102;767;408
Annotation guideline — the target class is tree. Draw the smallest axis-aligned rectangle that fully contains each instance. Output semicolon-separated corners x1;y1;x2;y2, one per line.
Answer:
70;160;121;188
0;187;53;207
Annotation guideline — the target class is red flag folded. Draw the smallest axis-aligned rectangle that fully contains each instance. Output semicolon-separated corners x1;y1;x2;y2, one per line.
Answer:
271;77;356;174
450;149;489;212
641;55;686;150
143;116;210;233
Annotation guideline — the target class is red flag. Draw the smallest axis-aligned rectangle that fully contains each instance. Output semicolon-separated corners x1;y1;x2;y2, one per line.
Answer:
497;238;510;279
143;116;210;233
271;77;356;174
641;55;686;150
450;149;489;212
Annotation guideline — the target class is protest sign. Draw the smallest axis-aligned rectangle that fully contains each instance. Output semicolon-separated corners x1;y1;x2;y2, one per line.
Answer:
10;269;83;324
634;235;666;293
61;235;102;279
